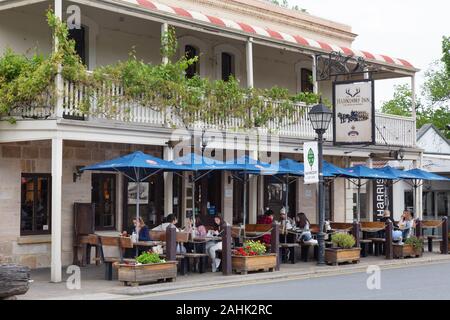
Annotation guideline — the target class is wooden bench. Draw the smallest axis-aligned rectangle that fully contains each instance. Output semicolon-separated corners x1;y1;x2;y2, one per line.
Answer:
419;220;443;252
300;241;318;262
99;236;134;280
359;239;373;257
279;243;300;264
367;238;386;256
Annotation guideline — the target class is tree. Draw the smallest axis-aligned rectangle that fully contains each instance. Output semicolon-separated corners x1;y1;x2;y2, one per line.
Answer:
423;36;450;106
380;84;417;117
382;36;450;138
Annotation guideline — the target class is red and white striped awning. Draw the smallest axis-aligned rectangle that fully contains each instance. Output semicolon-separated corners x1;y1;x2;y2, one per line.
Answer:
122;0;415;71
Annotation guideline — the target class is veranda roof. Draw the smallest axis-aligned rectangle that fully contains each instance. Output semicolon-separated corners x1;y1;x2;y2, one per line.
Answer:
122;0;416;71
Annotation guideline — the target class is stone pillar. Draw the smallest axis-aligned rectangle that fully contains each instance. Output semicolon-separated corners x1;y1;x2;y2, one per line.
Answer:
51;137;63;282
163;146;173;216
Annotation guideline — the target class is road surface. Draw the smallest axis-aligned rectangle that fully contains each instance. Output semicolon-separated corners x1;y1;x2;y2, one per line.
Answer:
137;261;450;300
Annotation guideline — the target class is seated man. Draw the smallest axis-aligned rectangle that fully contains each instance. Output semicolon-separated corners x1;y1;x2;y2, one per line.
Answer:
153;214;186;254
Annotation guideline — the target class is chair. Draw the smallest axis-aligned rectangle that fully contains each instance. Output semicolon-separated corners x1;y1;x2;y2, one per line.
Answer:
99;236;134;280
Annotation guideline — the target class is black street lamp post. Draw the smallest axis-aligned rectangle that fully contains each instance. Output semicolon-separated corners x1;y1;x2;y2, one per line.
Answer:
308;98;333;265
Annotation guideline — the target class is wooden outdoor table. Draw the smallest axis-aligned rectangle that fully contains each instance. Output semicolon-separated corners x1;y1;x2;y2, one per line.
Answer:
361;228;383;233
191;236;222;242
134;241;164;247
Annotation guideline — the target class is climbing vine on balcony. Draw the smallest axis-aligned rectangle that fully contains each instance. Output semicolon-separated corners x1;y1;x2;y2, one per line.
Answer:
0;10;327;131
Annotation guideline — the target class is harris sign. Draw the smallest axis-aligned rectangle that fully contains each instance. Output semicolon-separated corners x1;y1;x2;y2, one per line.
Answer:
333;80;375;145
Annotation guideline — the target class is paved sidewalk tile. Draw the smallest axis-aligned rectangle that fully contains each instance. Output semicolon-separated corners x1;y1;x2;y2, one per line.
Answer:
19;252;450;300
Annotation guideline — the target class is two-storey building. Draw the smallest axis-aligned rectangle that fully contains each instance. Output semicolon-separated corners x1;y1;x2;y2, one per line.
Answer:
0;0;422;281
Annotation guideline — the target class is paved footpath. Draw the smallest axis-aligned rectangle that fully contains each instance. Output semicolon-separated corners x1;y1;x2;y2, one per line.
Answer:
19;253;450;300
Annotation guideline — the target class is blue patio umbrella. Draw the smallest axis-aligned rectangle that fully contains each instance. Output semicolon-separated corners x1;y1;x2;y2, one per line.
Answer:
343;165;397;221
82;151;186;245
406;168;450;181
323;161;358;178
376;166;422;180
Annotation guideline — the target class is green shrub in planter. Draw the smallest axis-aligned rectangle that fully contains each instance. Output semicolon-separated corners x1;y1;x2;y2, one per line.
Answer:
136;252;165;264
331;233;355;249
405;236;423;250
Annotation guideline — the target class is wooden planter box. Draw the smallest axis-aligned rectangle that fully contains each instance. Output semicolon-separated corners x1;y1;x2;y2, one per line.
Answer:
117;261;177;286
393;244;422;259
440;241;450;253
325;248;360;265
232;254;277;275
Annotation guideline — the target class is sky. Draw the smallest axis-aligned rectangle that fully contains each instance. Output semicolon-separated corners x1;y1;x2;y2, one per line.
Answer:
287;0;450;109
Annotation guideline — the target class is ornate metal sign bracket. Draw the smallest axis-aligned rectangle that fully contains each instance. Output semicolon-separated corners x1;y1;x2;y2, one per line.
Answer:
315;52;374;81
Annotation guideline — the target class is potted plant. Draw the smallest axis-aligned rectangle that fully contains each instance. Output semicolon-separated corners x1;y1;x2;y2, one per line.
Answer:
393;236;423;259
117;251;177;286
325;233;360;265
232;240;277;275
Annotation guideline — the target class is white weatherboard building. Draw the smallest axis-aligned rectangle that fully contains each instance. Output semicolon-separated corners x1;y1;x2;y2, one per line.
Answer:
0;0;423;281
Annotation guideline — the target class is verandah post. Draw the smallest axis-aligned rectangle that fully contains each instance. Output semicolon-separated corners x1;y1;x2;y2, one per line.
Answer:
54;0;64;118
222;223;232;275
441;217;448;254
166;224;177;262
415;218;422;238
352;220;360;248
271;222;280;271
385;219;393;260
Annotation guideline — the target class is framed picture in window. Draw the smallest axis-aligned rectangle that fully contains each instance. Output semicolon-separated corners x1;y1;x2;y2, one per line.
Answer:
127;182;149;204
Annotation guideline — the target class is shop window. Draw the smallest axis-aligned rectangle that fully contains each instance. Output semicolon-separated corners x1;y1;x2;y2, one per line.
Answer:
20;174;51;235
185;45;199;79
92;173;116;230
68;26;87;66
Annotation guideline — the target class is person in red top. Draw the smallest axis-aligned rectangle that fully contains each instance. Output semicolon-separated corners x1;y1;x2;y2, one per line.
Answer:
257;209;274;245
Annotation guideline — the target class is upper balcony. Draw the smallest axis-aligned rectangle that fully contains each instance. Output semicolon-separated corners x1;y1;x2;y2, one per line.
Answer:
6;77;417;148
0;0;418;148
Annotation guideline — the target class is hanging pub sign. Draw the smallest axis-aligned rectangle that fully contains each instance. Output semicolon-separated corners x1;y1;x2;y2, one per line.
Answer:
333;80;375;145
372;179;393;221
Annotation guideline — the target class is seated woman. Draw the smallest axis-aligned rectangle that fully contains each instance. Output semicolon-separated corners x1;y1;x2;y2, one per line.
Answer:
257;209;274;245
183;215;207;237
122;217;150;257
205;215;225;272
399;210;414;240
122;217;150;242
294;212;317;244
